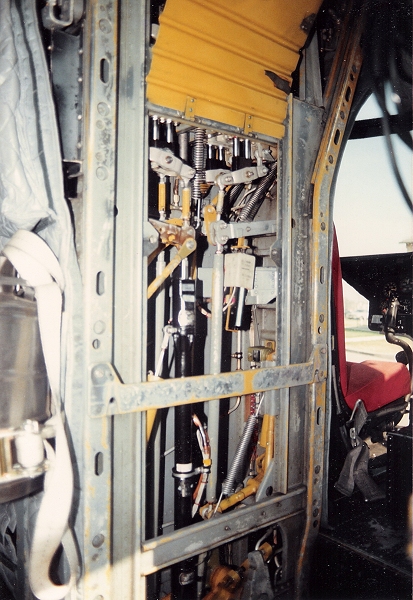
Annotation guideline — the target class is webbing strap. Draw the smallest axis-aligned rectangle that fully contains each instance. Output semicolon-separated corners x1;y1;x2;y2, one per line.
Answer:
3;230;77;600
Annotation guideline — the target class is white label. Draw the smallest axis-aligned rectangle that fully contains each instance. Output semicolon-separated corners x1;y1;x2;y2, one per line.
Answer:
371;315;383;324
176;463;193;472
224;253;255;289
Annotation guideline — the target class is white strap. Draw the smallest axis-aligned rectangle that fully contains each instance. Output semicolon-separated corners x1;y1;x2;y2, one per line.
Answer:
3;230;77;600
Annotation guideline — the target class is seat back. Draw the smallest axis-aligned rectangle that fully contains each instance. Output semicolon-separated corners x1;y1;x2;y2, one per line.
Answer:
332;228;348;396
331;229;411;413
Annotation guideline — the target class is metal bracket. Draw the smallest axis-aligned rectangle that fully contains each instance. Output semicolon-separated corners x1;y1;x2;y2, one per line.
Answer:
210;219;277;245
240;549;275;600
89;360;315;417
204;168;231;185
215;165;268;187
184;96;197;120
313;343;327;383
245;267;278;305
42;0;84;29
269;243;282;267
149;219;195;247
206;134;232;149
143;221;159;257
244;114;255;135
149;147;195;181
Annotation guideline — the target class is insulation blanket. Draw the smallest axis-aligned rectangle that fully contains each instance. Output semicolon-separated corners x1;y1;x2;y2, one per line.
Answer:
0;2;83;598
0;0;68;254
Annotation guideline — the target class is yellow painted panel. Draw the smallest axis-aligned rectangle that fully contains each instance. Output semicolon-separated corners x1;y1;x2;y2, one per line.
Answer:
147;0;322;139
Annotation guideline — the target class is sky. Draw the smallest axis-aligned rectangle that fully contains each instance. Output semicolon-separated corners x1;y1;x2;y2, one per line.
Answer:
334;94;412;257
333;94;412;305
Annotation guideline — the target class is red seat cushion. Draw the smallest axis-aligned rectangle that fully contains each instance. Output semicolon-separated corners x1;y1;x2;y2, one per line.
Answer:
345;360;411;412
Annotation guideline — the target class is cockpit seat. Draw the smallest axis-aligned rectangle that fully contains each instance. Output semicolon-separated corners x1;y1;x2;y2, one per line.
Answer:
332;230;411;414
344;360;410;413
332;230;411;501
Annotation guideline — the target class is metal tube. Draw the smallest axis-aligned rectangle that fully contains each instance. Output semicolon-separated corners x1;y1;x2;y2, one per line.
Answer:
166;119;173;145
206;250;224;503
150;252;166;537
154;251;166;367
152;115;159;142
178;131;189;162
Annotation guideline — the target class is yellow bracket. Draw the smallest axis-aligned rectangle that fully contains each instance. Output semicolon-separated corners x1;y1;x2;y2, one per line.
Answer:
158;181;166;214
185;96;197;120
167;217;184;227
181;186;191;222
243;114;255;136
203;204;217;245
147;237;197;299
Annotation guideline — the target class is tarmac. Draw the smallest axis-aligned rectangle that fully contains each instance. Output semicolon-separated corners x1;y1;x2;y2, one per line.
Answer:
344;324;400;363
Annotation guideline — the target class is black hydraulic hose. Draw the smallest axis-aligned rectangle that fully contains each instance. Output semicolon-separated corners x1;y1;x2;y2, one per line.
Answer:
238;161;277;222
363;0;413;212
386;330;413;389
172;274;195;520
171;273;197;600
385;299;413;392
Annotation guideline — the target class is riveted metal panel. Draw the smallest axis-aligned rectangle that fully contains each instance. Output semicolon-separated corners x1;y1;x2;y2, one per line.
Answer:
147;0;322;140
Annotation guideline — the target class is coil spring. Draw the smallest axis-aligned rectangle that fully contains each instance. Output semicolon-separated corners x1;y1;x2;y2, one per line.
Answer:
221;414;257;496
229;183;244;203
238;161;277;222
192;128;206;210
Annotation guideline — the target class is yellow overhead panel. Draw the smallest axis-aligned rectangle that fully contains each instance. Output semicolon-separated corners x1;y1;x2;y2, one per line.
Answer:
147;0;322;140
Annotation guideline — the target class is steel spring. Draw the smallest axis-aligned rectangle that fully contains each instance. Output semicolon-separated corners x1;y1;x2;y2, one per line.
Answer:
238;161;277;222
221;414;257;496
192;129;206;221
229;183;244;203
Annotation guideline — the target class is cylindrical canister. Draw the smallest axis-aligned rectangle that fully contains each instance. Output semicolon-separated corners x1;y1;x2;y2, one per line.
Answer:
0;278;49;429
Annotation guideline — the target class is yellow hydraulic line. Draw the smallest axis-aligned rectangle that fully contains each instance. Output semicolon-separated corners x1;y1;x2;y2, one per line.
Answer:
146;372;161;441
147;236;197;299
146;409;157;442
217;471;264;513
260;414;275;473
181;186;191;222
158;179;166;215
